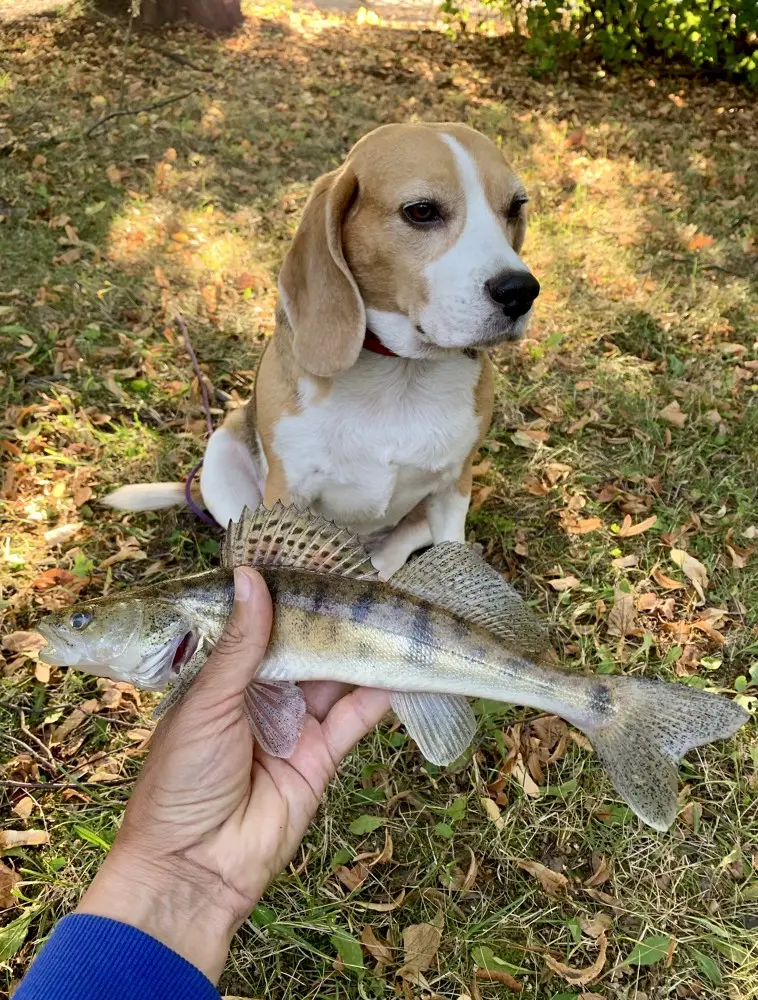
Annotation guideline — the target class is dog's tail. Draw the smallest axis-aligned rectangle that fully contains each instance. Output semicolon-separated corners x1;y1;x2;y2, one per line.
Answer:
101;483;200;512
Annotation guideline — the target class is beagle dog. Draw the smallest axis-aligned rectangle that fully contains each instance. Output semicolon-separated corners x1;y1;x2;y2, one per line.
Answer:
105;122;539;579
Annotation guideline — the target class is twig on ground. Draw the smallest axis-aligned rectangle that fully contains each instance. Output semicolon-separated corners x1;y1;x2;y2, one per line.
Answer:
175;313;214;437
19;710;55;765
139;41;215;73
85;90;200;138
116;11;136;112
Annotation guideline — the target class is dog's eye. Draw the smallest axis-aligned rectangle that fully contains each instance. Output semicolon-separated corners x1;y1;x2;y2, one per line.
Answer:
70;610;93;631
402;201;442;226
507;196;528;220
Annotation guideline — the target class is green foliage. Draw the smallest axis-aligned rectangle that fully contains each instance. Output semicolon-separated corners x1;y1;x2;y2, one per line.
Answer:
455;0;758;85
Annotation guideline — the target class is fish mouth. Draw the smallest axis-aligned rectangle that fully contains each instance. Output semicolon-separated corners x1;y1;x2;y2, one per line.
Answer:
36;623;77;666
169;630;198;676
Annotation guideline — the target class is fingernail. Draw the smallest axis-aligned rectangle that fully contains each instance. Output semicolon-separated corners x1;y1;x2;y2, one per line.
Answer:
234;567;253;604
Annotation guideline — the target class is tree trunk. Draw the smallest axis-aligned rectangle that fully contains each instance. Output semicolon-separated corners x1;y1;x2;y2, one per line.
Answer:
140;0;243;31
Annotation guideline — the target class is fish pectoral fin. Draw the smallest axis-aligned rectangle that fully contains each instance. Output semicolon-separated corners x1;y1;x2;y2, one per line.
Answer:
244;680;307;759
390;542;553;659
390;692;476;766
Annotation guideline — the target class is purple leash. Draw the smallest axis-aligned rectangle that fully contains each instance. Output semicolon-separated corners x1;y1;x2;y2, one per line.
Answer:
184;458;218;528
176;313;220;530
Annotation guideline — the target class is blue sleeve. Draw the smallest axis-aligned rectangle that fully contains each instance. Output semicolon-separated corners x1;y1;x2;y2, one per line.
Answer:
14;914;221;1000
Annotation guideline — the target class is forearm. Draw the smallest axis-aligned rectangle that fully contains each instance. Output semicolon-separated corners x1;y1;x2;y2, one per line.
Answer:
75;847;245;984
12;914;221;1000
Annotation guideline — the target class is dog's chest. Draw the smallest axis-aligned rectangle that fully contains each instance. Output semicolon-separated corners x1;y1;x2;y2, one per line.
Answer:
272;354;481;530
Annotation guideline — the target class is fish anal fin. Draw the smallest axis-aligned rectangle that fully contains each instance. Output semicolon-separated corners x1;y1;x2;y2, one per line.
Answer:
244;680;307;758
391;691;476;766
390;542;552;658
224;504;377;580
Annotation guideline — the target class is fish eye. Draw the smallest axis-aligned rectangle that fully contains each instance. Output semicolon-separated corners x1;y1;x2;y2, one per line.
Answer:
70;610;93;631
402;201;443;227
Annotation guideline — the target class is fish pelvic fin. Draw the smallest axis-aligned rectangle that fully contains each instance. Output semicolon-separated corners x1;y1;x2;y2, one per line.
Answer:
391;692;476;765
223;503;377;580
390;542;553;659
582;677;749;831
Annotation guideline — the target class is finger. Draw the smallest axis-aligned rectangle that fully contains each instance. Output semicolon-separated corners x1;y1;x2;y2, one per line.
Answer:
320;687;391;764
299;680;354;722
193;567;273;702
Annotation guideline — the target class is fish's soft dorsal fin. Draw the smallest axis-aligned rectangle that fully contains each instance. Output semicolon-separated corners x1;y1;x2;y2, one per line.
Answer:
223;503;378;580
390;692;477;766
390;542;552;658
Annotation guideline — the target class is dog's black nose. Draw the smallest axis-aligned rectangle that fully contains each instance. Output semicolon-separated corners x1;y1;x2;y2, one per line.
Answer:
486;272;540;320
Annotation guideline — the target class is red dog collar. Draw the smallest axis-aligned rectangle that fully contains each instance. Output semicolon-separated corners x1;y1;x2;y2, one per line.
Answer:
363;330;398;357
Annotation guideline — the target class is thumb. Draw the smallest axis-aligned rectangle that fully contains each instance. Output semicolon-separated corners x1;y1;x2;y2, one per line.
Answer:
193;566;273;702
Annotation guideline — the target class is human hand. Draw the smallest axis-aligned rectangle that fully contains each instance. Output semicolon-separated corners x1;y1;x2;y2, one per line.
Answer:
77;566;391;982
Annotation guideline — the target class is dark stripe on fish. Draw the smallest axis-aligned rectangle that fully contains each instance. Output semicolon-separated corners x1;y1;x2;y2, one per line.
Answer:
349;590;376;624
309;580;330;615
410;602;435;659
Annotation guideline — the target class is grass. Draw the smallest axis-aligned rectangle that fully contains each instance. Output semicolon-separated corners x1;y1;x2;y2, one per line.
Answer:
1;2;757;997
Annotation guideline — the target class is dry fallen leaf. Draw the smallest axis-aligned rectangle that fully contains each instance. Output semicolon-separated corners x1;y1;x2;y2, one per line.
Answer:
579;913;613;939
35;662;51;684
397;912;443;980
511;755;541;798
361;888;406;912
51;699;100;744
0;829;49;850
515;859;568;895
545;462;572;485
12;797;35;821
568;517;603;535
549;575;580;592
611;554;638;570
584;856;612;888
688;231;714;251
361;925;393;967
652;567;685;591
512;429;548;449
451;847;478;891
670;549;708;601
636;592;657;611
32;568;78;590
545;933;607;987
0;861;20;909
372;827;393;865
658;401;687;429
481;796;505;830
470;485;494;512
474;968;522;992
2;631;47;654
607;588;636;637
335;862;369;892
726;544;749;569
617;514;657;537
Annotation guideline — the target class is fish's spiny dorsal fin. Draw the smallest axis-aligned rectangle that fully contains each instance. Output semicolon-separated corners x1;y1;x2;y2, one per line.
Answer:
390;542;552;658
223;503;378;580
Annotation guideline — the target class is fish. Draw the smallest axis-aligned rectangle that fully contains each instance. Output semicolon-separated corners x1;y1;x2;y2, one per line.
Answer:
36;504;749;832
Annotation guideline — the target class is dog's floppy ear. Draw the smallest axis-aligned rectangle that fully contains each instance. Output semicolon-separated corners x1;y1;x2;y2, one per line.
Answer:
278;166;365;378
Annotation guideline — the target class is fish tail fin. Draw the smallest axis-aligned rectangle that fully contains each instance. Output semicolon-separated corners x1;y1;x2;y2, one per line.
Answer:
581;677;749;831
101;482;196;512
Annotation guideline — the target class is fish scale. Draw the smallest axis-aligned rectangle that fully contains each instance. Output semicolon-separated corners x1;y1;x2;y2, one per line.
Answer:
36;503;749;833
